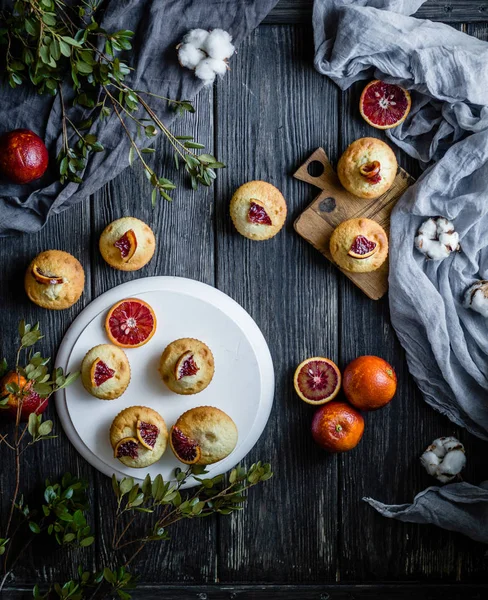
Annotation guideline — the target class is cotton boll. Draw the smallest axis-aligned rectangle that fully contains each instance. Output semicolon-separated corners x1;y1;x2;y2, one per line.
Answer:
203;28;235;60
194;59;217;86
421;437;465;483
415;216;460;261
418;218;437;238
436;217;453;234
178;43;206;70
182;28;209;49
464;281;488;318
439;231;459;252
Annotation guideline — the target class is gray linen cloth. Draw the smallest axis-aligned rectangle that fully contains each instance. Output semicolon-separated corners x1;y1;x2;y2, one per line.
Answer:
313;0;488;542
0;0;278;236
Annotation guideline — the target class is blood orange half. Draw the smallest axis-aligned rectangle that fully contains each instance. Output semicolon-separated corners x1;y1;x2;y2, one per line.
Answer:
105;298;157;348
360;80;411;130
293;357;342;405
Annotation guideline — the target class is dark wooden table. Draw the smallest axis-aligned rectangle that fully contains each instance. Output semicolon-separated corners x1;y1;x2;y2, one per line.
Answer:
2;1;488;598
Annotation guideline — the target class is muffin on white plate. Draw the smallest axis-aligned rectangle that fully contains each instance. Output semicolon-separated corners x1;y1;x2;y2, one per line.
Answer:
230;180;287;241
99;217;156;271
110;405;168;468
169;406;238;465
159;338;215;395
81;344;131;400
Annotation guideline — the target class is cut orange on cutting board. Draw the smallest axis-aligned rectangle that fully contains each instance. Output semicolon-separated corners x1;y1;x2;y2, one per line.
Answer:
359;80;411;130
293;357;342;405
105;298;157;348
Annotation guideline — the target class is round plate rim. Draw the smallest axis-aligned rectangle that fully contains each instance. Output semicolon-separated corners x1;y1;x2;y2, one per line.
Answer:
55;276;275;486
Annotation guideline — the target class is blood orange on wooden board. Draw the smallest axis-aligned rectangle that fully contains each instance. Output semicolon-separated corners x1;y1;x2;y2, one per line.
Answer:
293;357;341;405
105;298;157;348
359;80;411;130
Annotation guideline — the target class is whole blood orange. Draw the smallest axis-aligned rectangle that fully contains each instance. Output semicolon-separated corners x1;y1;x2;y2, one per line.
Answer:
359;80;411;130
343;355;397;411
0;371;48;421
105;298;157;348
0;129;49;184
311;401;364;452
293;357;341;405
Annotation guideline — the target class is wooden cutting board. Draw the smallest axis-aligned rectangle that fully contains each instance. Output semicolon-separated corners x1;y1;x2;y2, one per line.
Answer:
293;148;415;300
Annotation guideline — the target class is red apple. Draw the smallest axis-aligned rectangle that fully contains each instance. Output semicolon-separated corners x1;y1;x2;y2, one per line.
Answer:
0;372;48;422
0;129;49;184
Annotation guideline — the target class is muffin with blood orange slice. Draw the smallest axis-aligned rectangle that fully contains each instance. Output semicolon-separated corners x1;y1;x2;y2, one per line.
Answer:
230;180;287;241
169;406;238;465
25;250;85;310
293;357;341;405
329;218;388;273
81;344;131;400
337;138;397;199
105;298;157;348
99;217;156;271
159;338;214;395
110;406;168;468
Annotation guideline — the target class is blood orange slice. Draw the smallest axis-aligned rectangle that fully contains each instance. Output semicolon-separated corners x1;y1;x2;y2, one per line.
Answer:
169;426;201;465
248;200;272;225
114;229;137;262
90;358;115;387
174;351;199;380
347;235;378;259
32;264;63;285
105;298;157;348
293;357;342;405
136;419;159;450
360;80;411;130
114;437;139;459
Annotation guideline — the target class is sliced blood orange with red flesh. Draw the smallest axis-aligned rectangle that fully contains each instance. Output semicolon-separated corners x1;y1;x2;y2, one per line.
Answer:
105;298;157;348
348;235;378;259
114;229;137;262
90;358;115;387
170;426;201;464
359;161;381;184
360;80;411;130
114;437;139;459
174;351;199;380
248;200;272;225
136;419;159;450
32;264;63;285
293;357;342;405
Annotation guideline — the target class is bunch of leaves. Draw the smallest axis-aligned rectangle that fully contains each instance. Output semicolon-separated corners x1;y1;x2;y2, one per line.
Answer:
0;0;225;203
33;565;137;600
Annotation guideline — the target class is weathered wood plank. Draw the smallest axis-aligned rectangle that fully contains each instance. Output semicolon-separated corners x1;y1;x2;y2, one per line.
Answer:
5;583;488;599
0;199;96;585
89;88;218;582
215;25;340;583
336;24;487;579
266;0;488;24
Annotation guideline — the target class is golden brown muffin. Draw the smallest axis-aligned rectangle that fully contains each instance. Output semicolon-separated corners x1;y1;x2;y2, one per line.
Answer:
171;406;238;465
99;217;156;271
110;405;168;468
25;250;85;310
230;180;287;241
159;338;214;395
81;344;131;400
337;138;397;199
329;218;388;273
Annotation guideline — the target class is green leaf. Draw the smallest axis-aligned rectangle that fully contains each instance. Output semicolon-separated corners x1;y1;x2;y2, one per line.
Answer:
28;413;38;437
80;536;94;547
112;474;120;499
119;477;134;496
103;567;116;584
22;330;42;347
29;521;41;534
59;40;71;57
0;358;8;378
61;36;82;47
151;188;157;206
38;420;53;436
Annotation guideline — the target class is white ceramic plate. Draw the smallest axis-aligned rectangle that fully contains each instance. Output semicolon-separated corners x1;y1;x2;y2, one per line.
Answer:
55;276;274;488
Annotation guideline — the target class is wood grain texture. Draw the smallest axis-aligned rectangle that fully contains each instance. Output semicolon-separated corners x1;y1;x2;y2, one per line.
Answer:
294;147;414;300
89;87;218;583
0;200;97;585
215;25;340;584
266;0;488;24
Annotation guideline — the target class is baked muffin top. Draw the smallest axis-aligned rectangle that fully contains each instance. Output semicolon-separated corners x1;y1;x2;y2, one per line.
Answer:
99;217;156;271
337;138;397;199
110;405;168;469
159;338;215;395
25;250;85;310
329;218;389;273
230;180;287;241
173;406;238;465
81;344;131;400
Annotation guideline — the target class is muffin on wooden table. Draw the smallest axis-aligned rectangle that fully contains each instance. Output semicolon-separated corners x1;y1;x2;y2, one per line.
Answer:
330;218;388;273
110;406;168;468
25;250;85;310
337;138;397;199
159;338;215;395
230;180;287;240
99;217;156;271
81;344;131;400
